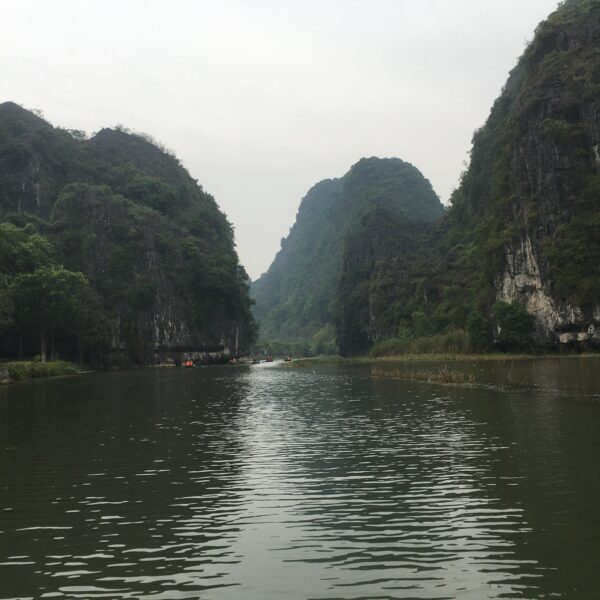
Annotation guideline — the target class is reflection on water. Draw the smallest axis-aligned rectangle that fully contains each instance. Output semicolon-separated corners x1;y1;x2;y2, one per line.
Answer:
0;361;599;599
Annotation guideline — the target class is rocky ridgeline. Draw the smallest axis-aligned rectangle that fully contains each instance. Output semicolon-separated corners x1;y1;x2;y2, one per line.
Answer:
254;0;600;354
0;103;256;364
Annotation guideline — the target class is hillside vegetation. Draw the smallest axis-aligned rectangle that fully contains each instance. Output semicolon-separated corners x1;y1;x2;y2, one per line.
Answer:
251;158;444;355
0;103;256;364
255;0;600;356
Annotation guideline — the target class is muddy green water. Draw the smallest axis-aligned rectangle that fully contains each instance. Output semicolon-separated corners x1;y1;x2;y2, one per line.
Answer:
0;359;599;599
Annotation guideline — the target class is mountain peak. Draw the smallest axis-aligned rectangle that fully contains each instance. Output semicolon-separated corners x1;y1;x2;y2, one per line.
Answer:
252;157;443;351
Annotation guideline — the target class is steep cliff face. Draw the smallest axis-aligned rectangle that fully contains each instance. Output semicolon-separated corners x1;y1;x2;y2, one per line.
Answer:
327;1;600;354
495;236;599;344
0;103;256;362
449;0;600;345
0;103;79;217
252;157;443;349
336;206;438;355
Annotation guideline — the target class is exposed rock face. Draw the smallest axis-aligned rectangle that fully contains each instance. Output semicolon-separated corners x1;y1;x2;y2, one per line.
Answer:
330;0;600;354
496;235;599;343
254;2;600;355
447;0;600;348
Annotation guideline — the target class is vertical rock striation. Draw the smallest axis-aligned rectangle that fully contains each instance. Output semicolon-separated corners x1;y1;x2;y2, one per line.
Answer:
0;103;256;362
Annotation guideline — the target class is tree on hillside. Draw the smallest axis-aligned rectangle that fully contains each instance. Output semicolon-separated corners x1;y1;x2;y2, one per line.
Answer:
0;223;54;276
492;302;535;350
10;266;101;362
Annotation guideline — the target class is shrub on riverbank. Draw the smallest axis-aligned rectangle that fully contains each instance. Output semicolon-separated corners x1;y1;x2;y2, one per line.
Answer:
4;360;79;381
370;330;471;357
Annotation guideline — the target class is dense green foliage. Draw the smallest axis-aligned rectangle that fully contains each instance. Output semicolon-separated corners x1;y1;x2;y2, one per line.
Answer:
252;158;443;354
11;265;103;362
340;0;600;354
0;103;256;364
370;330;471;357
492;302;535;350
4;1;596;361
256;0;600;356
336;206;445;355
444;0;600;312
368;302;534;358
4;360;79;381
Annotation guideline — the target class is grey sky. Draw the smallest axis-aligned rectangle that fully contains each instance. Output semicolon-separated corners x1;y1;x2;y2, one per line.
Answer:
2;0;559;279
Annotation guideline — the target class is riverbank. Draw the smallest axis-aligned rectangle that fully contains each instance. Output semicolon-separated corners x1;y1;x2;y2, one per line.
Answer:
289;353;600;395
0;360;80;384
290;352;600;366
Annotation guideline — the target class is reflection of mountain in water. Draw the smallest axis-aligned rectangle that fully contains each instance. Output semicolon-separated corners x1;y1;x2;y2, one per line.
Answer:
0;364;599;598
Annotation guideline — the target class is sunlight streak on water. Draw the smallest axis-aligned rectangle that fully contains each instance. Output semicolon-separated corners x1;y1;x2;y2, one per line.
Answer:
0;363;599;598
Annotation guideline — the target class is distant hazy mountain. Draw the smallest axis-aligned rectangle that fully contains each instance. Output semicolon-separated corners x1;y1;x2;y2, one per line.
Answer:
252;157;443;353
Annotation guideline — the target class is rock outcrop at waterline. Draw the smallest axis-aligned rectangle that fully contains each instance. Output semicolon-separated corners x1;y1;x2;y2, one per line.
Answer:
0;103;256;363
496;236;600;345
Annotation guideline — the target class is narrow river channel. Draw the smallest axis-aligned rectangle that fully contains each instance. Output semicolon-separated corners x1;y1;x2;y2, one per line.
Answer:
1;360;599;599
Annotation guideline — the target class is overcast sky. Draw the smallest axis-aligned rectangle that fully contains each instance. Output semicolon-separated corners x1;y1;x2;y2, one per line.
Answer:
2;0;560;279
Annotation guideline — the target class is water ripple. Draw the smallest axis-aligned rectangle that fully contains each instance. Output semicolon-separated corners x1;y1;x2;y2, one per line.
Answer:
0;364;599;598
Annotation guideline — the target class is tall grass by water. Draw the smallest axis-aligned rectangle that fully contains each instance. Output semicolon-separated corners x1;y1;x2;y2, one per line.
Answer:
370;330;472;357
1;360;79;382
371;364;476;385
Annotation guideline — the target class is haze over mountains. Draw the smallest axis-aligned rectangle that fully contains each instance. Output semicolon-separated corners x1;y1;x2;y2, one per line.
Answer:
252;158;443;354
253;0;600;355
2;1;562;280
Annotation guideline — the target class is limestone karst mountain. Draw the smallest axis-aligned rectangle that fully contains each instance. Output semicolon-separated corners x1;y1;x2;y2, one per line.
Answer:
256;0;600;355
251;157;444;354
0;102;256;363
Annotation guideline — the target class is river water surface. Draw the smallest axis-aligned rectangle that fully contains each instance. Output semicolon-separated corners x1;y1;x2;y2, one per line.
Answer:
0;359;599;599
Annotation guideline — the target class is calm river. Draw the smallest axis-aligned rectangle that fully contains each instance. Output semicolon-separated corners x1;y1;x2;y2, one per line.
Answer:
0;359;599;599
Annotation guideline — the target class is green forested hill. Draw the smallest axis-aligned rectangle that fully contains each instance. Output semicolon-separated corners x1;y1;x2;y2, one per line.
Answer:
257;0;600;356
447;0;600;312
0;102;256;364
251;157;444;354
340;0;600;355
5;0;598;362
